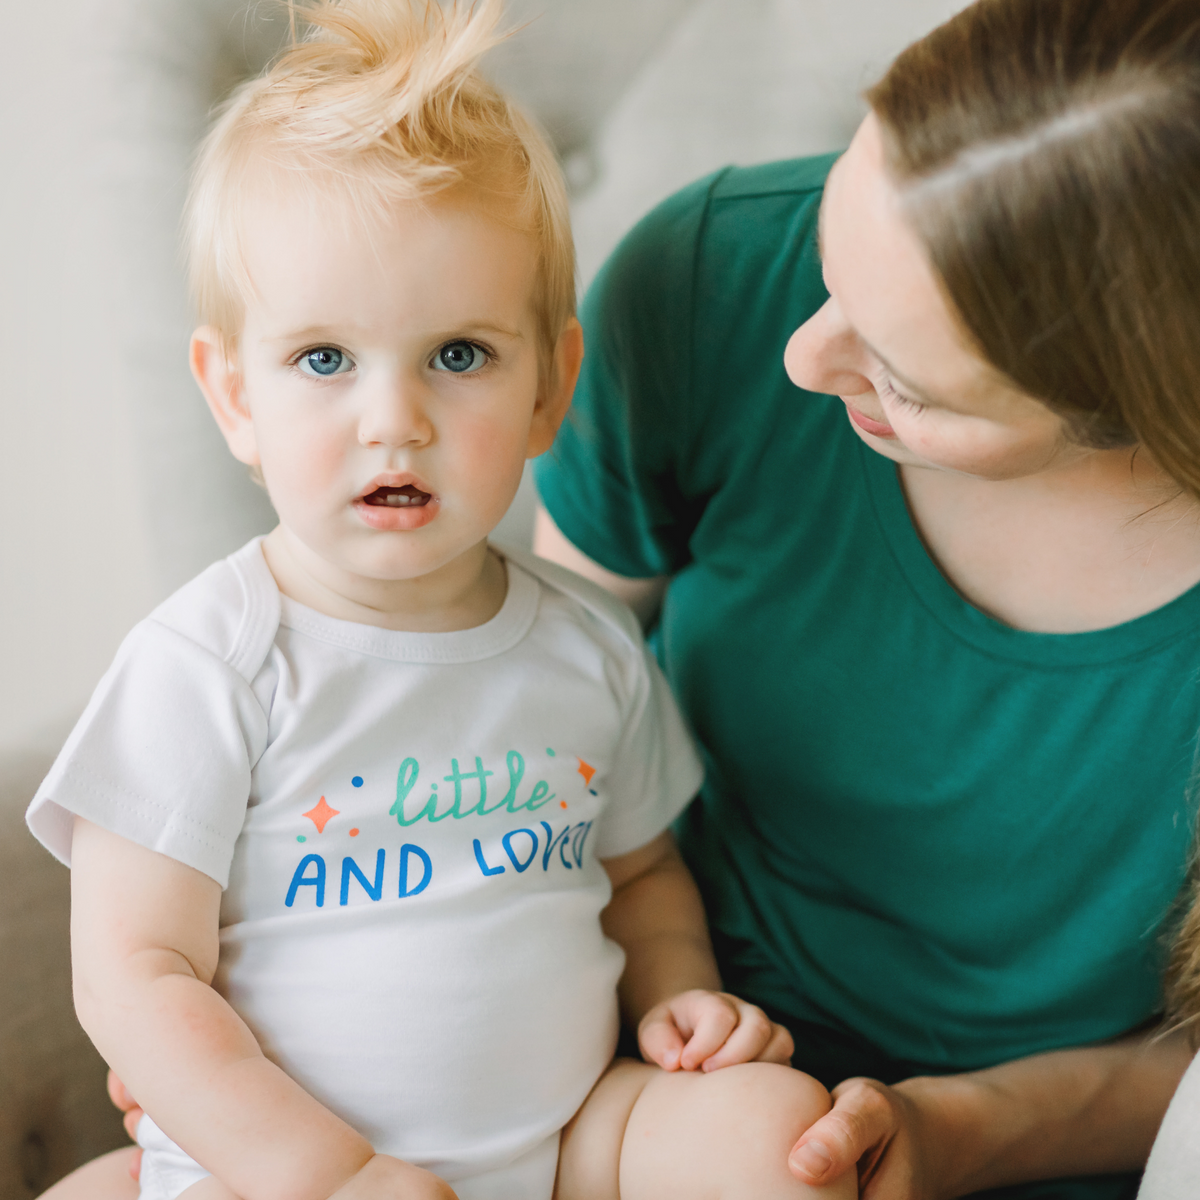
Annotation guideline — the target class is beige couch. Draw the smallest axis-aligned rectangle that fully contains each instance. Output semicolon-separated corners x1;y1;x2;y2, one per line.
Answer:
0;747;125;1198
0;1;962;1193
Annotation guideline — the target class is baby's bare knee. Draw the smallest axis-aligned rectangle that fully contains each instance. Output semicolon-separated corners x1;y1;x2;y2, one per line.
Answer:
620;1063;851;1200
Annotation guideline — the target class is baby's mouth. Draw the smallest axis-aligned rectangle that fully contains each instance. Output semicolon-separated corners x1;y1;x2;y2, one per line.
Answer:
361;485;432;508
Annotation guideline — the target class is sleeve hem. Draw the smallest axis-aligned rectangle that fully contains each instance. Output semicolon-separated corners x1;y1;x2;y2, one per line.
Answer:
27;780;236;888
594;760;703;861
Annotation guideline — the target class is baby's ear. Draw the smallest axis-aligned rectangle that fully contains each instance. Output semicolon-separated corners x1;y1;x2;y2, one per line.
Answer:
191;326;259;466
527;318;583;459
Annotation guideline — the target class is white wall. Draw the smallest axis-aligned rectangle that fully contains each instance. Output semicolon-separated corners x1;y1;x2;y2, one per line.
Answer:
2;3;157;755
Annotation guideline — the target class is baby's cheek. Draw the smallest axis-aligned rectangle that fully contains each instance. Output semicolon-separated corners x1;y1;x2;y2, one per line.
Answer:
266;422;348;491
454;416;530;504
255;422;355;548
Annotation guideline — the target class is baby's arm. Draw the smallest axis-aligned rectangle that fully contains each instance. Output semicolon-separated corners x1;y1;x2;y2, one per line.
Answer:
600;832;793;1072
70;818;455;1200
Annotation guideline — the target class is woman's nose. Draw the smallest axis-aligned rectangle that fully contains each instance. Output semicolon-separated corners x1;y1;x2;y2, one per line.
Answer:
784;298;873;398
357;375;434;449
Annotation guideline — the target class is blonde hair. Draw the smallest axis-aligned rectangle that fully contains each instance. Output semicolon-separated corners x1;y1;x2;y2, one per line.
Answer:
185;0;574;356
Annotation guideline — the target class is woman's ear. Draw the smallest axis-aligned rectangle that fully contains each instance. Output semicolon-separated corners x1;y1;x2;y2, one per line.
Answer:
527;318;584;459
190;326;259;465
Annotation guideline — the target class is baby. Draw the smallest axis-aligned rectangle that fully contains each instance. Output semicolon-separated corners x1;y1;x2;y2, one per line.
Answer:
28;3;847;1199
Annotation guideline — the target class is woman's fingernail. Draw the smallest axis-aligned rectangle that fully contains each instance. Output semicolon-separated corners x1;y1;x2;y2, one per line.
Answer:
790;1140;832;1180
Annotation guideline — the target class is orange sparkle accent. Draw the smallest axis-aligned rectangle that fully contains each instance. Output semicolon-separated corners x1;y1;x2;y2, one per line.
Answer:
576;758;597;787
349;828;360;837
303;796;339;834
559;801;568;809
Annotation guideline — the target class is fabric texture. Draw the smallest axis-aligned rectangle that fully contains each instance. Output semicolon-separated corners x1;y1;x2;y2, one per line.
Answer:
534;154;1200;1079
1138;1050;1200;1200
133;1114;562;1200
28;539;702;1199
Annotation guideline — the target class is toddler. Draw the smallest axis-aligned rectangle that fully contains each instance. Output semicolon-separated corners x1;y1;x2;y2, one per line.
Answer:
28;3;847;1198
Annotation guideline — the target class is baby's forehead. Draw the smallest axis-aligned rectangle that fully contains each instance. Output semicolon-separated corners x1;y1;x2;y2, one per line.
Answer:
235;165;536;264
231;172;543;342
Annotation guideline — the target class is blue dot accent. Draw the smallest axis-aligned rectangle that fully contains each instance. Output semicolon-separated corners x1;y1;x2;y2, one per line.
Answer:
297;835;307;843
546;748;556;756
351;776;363;787
589;789;598;796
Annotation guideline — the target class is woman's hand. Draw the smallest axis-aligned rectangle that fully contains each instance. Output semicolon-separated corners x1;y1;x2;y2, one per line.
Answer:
787;1076;946;1199
638;989;794;1072
787;1028;1193;1200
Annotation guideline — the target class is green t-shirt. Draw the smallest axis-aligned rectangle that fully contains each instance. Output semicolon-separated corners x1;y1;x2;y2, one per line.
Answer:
535;155;1200;1075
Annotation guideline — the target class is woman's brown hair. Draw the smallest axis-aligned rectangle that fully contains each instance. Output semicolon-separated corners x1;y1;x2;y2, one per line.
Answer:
867;0;1200;489
870;0;1200;1032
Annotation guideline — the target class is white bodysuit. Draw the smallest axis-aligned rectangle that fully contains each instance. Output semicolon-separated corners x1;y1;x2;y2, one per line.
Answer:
27;540;703;1200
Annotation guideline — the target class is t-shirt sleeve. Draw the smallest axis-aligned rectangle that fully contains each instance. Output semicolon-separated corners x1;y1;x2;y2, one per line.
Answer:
26;619;270;888
534;171;726;580
593;642;704;860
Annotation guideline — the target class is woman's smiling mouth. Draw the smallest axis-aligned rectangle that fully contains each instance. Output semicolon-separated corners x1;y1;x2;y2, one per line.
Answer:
844;402;897;440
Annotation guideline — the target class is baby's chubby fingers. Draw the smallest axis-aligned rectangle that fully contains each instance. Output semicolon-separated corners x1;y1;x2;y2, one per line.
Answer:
695;996;794;1071
637;998;697;1070
638;990;792;1072
637;989;738;1069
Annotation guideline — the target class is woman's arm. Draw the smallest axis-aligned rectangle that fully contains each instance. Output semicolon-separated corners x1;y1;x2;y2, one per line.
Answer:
533;507;666;629
788;1026;1192;1198
70;818;454;1200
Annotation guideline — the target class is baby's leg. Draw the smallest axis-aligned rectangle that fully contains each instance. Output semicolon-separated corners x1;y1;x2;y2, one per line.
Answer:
38;1148;139;1199
177;1178;240;1200
556;1060;856;1200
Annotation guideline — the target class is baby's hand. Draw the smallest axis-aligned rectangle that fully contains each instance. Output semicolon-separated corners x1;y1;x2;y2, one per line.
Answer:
327;1154;459;1200
638;989;794;1073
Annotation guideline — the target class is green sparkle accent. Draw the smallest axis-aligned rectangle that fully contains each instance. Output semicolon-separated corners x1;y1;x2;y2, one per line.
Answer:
296;835;307;843
546;748;556;756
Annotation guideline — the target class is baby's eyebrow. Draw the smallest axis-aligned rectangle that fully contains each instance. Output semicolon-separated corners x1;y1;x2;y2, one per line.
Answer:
454;322;526;341
263;326;339;345
264;321;526;344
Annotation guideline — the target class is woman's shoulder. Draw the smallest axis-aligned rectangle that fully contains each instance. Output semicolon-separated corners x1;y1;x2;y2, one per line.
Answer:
708;152;841;202
583;153;836;361
598;152;839;281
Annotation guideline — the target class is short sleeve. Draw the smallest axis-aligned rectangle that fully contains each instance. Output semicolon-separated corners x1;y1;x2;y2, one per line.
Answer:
26;619;270;887
593;643;704;860
534;171;726;580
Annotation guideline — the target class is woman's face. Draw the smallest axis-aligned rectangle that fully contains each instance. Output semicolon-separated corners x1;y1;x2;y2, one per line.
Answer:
784;114;1082;481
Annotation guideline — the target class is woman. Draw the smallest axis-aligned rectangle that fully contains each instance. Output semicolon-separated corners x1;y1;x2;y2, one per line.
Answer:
50;0;1200;1197
534;0;1200;1197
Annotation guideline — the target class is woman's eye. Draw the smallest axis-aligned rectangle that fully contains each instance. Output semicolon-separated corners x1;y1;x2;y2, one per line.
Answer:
878;374;925;412
297;347;353;377
433;341;487;374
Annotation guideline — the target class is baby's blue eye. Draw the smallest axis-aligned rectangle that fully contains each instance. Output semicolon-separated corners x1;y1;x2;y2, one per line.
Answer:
434;341;486;374
298;347;351;377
